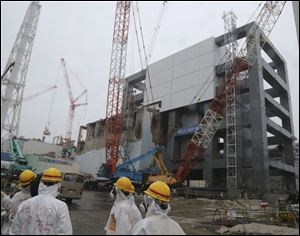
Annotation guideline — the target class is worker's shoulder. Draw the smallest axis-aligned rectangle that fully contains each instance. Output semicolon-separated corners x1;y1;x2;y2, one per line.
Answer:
117;200;131;209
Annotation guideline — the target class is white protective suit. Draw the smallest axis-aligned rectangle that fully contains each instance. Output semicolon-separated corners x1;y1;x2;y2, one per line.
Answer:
1;187;31;235
10;187;31;216
1;191;12;235
9;182;72;235
105;188;142;235
131;200;185;235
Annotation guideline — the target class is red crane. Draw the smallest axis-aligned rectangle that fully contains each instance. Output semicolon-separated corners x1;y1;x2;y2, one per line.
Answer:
175;1;286;183
105;1;131;174
61;58;87;145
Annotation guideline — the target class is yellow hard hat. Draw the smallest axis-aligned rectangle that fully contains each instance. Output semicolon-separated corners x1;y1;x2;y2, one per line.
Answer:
144;180;170;202
19;170;37;186
41;167;62;182
114;177;135;193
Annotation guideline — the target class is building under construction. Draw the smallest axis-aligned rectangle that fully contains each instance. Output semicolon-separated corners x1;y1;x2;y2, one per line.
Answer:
77;20;296;195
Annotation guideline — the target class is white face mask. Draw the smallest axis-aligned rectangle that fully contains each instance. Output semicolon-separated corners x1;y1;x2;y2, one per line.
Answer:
57;182;62;193
139;201;147;213
109;187;116;200
139;194;154;213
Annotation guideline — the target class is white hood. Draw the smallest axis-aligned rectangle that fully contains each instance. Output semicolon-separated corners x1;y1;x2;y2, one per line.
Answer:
38;182;60;198
145;200;171;218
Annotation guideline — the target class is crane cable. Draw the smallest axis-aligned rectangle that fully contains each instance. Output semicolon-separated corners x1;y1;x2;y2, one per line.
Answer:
191;2;264;104
135;1;155;104
45;62;60;130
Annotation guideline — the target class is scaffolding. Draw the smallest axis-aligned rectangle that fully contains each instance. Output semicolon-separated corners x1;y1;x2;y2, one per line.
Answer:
223;11;242;189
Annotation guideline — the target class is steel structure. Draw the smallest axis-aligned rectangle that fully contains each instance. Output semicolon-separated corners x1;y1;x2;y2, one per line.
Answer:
175;1;286;182
61;58;87;145
105;1;131;173
222;11;242;189
1;1;41;141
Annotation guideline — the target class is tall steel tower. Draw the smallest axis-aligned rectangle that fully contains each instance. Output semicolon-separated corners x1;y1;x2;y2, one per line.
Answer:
1;1;41;142
222;11;242;189
105;1;131;174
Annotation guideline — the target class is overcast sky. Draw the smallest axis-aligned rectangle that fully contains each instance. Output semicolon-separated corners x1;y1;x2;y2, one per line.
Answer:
1;1;299;143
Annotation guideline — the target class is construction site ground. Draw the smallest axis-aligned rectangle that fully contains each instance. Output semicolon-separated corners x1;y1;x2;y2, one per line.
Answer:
69;190;299;235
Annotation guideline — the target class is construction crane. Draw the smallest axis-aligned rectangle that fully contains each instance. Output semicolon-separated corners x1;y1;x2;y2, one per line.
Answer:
147;151;177;185
105;1;131;174
175;1;287;183
22;85;57;103
61;58;87;145
146;1;168;65
1;1;41;140
1;62;15;81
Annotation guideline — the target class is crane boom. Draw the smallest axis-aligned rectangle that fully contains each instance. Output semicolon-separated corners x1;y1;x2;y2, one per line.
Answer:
147;1;167;64
1;1;41;139
175;1;286;183
22;85;57;103
105;1;131;174
60;58;87;144
61;58;74;103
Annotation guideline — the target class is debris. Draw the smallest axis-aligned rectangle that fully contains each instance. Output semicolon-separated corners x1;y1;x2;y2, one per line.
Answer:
217;223;299;235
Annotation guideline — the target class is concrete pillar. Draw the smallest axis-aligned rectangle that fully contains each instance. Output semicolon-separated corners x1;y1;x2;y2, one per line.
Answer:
166;111;176;166
277;60;295;165
248;40;270;192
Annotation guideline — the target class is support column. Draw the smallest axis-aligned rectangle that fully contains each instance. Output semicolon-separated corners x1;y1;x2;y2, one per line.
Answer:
166;111;176;170
248;41;270;192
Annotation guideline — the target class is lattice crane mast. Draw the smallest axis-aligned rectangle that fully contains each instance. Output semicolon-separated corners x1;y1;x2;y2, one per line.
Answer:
105;1;131;174
1;1;41;140
175;1;287;183
61;58;87;145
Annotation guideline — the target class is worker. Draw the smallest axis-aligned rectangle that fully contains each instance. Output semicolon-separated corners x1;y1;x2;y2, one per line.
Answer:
105;177;142;235
1;191;12;235
131;181;185;235
11;170;38;216
9;167;73;235
1;169;37;235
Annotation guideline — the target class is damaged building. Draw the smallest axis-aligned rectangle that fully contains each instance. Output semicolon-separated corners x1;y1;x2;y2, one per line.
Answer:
76;22;297;195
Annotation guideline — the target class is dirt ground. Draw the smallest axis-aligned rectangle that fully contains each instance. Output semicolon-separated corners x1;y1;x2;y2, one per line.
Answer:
68;191;298;235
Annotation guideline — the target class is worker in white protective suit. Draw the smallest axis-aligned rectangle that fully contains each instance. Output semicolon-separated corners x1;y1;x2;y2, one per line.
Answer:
131;181;185;235
105;177;142;235
1;191;12;234
1;170;37;235
9;167;73;235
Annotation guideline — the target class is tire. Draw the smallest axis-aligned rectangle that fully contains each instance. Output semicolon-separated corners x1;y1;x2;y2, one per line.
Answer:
66;198;72;204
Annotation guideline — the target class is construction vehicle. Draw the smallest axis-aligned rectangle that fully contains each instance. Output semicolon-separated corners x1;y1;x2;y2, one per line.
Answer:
174;1;287;187
1;137;34;188
92;146;166;191
147;150;177;186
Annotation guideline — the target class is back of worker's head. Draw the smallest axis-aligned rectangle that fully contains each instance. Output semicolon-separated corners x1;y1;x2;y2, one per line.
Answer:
110;177;135;200
140;181;171;213
19;169;37;189
39;167;62;197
